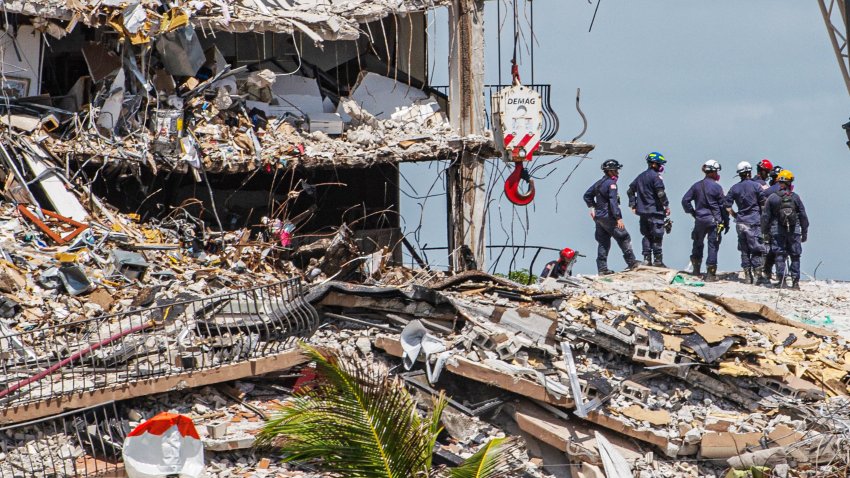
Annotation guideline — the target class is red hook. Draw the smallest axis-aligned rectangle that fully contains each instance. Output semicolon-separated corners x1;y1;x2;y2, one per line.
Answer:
504;162;535;206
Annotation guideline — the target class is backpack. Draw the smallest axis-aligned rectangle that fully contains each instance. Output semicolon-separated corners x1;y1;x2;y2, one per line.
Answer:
777;192;799;232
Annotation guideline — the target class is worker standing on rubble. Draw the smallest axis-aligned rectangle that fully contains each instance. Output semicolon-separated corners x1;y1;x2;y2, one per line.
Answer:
725;162;768;285
681;160;729;282
583;160;639;275
539;248;578;279
759;165;784;282
627;152;670;267
761;170;809;290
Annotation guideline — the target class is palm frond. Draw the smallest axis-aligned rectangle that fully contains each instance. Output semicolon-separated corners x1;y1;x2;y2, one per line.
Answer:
448;437;521;478
425;391;448;469
255;343;437;478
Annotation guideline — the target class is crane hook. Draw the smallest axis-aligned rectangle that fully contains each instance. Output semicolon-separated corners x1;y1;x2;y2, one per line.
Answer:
504;161;535;206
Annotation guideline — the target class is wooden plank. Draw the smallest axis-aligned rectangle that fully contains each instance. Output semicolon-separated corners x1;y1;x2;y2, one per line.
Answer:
375;335;573;407
0;348;307;425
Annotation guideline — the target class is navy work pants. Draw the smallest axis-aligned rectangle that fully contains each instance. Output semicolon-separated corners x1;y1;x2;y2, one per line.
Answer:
594;217;636;272
691;219;721;266
736;222;765;269
639;215;665;258
771;232;802;281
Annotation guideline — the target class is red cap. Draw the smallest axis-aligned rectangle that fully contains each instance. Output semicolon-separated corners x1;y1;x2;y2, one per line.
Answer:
560;248;576;261
758;159;773;171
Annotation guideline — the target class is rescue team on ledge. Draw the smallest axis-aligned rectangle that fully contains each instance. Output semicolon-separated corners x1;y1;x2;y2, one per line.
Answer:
541;153;809;290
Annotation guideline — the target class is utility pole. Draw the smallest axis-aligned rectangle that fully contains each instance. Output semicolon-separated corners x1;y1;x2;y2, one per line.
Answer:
446;0;487;271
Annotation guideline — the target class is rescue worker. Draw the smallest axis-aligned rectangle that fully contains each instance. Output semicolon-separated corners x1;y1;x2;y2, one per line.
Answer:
583;160;639;275
754;159;773;187
627;152;670;267
539;248;577;280
759;165;784;282
681;160;729;282
761;170;809;289
724;162;767;284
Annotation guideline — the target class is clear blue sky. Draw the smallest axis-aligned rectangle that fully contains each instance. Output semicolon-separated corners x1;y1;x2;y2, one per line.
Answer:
400;0;850;280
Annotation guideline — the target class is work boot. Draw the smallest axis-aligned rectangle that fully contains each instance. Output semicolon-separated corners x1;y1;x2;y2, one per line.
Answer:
690;257;701;276
756;270;772;286
643;254;652;266
626;260;641;271
791;279;800;290
652;254;667;268
599;269;615;276
704;265;718;282
743;268;754;285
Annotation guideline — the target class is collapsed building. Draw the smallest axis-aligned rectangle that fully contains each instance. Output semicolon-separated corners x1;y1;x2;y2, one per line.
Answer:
0;0;843;478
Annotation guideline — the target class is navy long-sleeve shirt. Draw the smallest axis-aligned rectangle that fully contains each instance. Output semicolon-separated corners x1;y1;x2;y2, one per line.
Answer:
627;168;668;216
584;176;623;219
759;183;781;208
724;178;763;225
681;177;728;225
762;189;809;236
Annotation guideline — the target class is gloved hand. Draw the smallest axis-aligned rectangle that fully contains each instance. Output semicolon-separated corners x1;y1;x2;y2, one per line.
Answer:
802;233;807;243
722;222;730;234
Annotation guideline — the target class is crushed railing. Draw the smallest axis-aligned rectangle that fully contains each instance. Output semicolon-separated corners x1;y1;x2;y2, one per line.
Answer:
0;278;318;407
0;402;126;478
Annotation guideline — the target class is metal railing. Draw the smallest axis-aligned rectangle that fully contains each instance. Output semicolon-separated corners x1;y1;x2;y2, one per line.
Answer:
417;244;569;282
430;84;560;141
0;278;318;408
0;402;126;477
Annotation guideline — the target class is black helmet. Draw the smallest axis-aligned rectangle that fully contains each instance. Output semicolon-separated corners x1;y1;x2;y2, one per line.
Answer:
770;165;783;179
601;159;623;172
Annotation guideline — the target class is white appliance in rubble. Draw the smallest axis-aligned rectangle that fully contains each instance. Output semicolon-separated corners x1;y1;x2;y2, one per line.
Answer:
491;84;544;162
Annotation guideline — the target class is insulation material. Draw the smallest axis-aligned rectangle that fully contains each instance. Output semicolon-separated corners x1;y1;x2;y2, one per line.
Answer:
338;72;430;121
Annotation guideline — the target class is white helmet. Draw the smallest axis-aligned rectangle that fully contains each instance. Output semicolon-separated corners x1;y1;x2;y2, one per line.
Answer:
736;161;752;174
702;159;721;173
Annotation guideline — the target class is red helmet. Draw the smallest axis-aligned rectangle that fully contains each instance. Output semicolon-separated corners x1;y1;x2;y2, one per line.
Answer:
757;159;773;172
560;248;576;261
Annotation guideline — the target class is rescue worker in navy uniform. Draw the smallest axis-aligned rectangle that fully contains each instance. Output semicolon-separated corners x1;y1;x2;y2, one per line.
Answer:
539;248;577;280
759;165;784;282
681;160;729;282
754;159;773;187
761;170;809;289
583;160;639;275
627;152;670;267
724;162;768;285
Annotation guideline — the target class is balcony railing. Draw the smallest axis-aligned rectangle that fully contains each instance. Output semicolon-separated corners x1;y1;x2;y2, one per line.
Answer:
0;278;319;409
429;84;560;141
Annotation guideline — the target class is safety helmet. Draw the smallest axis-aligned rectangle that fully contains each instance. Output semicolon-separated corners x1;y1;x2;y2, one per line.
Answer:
770;165;783;179
601;159;623;171
702;159;721;173
560;248;576;261
645;152;666;164
736;161;752;174
757;159;773;172
777;170;794;183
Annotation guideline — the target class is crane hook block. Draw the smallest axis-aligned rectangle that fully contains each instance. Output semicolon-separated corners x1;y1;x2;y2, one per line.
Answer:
504;162;535;206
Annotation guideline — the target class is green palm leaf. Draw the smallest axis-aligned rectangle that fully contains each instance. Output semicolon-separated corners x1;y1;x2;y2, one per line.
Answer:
255;343;440;478
447;437;520;478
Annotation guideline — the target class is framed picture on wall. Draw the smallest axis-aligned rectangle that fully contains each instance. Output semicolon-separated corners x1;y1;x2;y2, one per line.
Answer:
0;77;30;99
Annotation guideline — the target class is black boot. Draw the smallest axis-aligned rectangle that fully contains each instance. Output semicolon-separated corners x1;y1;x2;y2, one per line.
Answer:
704;265;718;282
643;254;652;266
756;269;771;286
690;257;701;276
791;278;800;290
653;254;667;268
744;268;754;284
